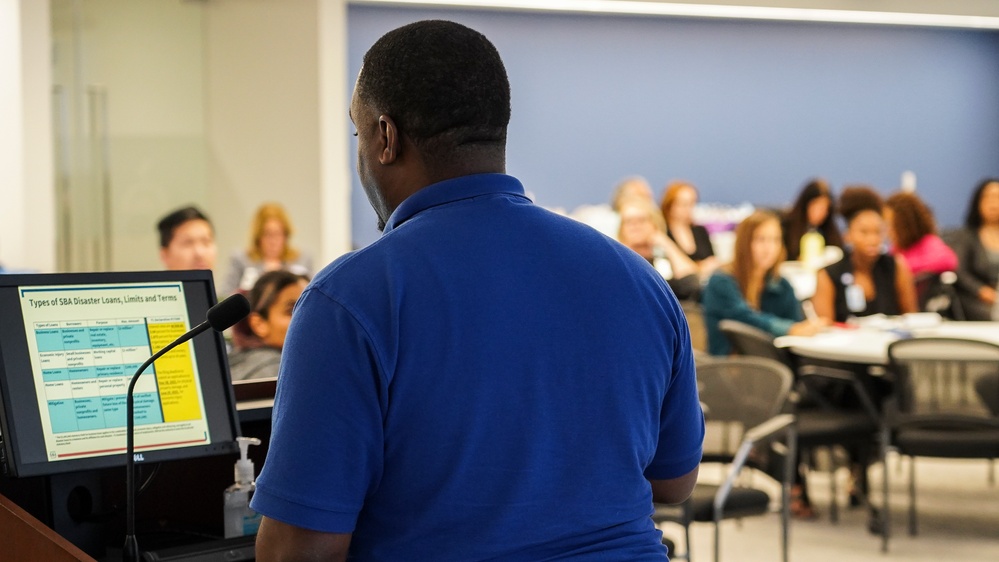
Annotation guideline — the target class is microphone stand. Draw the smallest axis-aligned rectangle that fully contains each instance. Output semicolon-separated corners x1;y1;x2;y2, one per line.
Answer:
123;320;210;562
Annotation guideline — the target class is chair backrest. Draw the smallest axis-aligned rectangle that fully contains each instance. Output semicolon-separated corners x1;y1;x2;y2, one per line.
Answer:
681;299;708;353
718;319;793;366
886;337;999;422
915;271;963;319
697;357;794;458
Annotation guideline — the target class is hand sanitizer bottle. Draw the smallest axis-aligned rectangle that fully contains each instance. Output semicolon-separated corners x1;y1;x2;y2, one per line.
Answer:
224;437;262;538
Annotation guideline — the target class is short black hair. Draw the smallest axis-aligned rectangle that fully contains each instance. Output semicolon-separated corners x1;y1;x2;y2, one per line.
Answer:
157;206;212;248
356;20;511;167
964;178;999;230
838;185;883;224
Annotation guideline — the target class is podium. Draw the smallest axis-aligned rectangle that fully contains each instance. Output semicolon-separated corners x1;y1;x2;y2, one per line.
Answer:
0;381;274;561
1;491;96;562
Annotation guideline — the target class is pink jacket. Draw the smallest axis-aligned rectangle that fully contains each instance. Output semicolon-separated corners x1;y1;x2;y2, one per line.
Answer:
898;234;958;277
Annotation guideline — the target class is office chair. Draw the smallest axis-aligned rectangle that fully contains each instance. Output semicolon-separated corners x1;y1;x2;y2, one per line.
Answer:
653;356;796;562
915;271;964;320
718;320;882;526
882;338;999;550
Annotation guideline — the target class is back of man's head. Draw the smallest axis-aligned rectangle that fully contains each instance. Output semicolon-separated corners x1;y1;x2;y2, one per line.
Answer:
357;20;511;168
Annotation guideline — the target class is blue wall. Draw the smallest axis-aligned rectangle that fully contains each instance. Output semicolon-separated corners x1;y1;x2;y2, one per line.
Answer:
348;6;999;248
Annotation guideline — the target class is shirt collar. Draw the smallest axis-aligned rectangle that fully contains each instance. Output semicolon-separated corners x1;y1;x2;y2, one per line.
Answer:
382;173;528;234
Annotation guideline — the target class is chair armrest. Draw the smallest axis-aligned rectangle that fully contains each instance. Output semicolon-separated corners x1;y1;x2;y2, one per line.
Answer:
713;414;796;518
743;413;796;445
891;413;999;431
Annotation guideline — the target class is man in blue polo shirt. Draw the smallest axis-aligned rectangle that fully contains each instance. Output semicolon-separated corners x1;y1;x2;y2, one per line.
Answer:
252;20;704;561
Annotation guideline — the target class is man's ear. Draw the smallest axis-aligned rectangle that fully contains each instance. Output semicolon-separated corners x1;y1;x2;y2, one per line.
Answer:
379;114;399;165
159;248;169;267
248;312;271;340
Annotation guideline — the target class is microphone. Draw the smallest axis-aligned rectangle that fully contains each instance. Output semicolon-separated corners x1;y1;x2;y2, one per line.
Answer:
123;294;250;562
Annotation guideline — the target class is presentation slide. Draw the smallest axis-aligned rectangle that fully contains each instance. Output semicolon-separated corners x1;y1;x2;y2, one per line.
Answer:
18;282;211;463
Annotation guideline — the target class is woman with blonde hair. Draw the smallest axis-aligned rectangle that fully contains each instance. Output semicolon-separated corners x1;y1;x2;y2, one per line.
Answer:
702;210;823;356
224;202;312;296
617;196;701;297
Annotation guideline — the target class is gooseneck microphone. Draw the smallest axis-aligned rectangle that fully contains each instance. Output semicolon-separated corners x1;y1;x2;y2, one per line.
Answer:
124;294;250;562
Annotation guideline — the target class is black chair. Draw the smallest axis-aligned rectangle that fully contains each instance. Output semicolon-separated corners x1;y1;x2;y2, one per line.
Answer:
653;356;796;562
882;337;999;549
718;320;882;526
915;271;964;320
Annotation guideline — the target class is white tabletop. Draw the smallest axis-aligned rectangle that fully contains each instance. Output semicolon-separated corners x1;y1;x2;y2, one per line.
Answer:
774;321;999;365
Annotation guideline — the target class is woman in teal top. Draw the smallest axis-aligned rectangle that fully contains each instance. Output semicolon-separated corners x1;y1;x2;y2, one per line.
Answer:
703;211;822;356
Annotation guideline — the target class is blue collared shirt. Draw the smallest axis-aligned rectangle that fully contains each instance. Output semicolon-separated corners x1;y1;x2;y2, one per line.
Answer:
253;173;704;560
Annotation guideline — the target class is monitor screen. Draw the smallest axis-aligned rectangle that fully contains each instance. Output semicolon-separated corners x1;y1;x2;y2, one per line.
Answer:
0;271;240;477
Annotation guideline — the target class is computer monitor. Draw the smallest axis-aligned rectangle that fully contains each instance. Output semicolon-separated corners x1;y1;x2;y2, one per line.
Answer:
0;270;240;478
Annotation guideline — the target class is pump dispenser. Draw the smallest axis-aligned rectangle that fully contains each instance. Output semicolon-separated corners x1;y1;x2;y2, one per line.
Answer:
224;437;262;538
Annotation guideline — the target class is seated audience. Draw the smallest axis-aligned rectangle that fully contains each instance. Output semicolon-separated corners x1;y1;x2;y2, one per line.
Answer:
883;191;957;277
782;178;843;262
223;203;312;296
661;181;718;277
949;178;999;321
812;186;918;511
157;206;217;271
617;196;701;300
813;186;918;323
570;176;655;239
702;210;823;357
228;270;309;381
612;176;655;210
701;210;824;517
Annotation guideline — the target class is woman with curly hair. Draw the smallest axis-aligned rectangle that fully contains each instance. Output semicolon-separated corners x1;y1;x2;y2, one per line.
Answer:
883;191;956;277
813;186;918;323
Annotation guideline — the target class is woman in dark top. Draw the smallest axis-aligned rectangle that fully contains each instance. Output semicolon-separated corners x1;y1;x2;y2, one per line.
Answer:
782;178;843;261
811;185;917;508
228;270;309;381
813;186;917;323
661;181;718;277
950;178;999;321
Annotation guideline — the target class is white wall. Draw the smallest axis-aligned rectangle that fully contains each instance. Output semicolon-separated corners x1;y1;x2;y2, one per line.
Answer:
204;0;351;283
0;0;54;273
204;0;320;277
0;0;25;270
49;0;206;272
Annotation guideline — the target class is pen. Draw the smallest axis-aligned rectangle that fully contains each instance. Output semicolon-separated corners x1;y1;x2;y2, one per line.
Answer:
802;300;820;323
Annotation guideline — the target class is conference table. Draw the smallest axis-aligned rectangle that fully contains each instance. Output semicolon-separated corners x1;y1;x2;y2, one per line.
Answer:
774;318;999;365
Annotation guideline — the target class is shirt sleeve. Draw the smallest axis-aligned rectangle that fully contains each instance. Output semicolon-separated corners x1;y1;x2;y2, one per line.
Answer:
251;288;386;533
644;300;705;480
